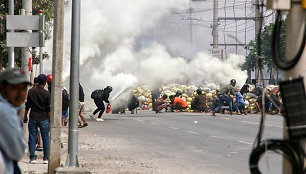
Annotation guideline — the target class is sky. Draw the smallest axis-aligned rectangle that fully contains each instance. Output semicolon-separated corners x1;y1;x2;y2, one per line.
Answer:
42;0;271;104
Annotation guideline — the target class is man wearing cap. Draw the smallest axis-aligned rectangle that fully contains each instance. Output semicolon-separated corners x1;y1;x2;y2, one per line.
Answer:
0;68;30;174
23;74;51;164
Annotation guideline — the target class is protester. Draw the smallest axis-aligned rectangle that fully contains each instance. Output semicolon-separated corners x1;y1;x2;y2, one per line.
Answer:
212;79;236;116
233;88;247;115
153;94;168;113
23;74;50;164
240;84;250;96
268;86;283;114
128;94;139;114
89;86;112;122
175;90;183;98
46;74;52;93
151;85;160;111
0;68;29;173
191;88;208;112
169;95;188;112
78;83;88;128
62;86;69;126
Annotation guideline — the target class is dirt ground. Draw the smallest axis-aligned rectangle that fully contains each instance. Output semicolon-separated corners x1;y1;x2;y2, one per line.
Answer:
20;126;160;174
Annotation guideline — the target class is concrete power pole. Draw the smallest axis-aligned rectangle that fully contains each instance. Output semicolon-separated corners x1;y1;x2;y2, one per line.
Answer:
21;0;32;75
283;3;306;174
189;0;193;57
213;0;218;49
48;0;65;173
255;0;265;85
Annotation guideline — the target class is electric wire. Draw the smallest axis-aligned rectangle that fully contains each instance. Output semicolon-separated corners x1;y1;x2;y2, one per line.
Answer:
249;139;305;174
250;6;306;173
271;10;306;70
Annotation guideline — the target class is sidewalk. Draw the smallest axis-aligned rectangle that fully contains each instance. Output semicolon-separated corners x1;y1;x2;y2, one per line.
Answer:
19;127;69;174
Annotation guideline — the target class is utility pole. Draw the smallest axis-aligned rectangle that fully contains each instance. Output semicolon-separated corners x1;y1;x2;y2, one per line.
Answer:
8;0;14;68
48;0;65;173
21;0;32;74
255;0;265;86
212;0;218;49
189;0;193;57
283;3;306;174
67;0;81;167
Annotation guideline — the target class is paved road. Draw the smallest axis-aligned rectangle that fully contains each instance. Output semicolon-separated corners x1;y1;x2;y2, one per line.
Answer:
81;110;284;174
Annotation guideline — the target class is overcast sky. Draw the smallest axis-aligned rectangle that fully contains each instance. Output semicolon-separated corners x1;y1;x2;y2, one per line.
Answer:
42;0;274;104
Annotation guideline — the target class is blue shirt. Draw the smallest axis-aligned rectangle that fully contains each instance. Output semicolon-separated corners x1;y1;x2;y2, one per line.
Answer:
236;92;245;104
0;95;26;174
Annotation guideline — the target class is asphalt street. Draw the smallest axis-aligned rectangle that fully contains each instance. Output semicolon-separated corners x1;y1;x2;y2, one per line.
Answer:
80;110;284;174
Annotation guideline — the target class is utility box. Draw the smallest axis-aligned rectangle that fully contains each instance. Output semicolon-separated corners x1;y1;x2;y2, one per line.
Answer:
267;0;291;10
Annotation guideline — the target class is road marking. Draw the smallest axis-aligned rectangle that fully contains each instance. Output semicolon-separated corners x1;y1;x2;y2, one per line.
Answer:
211;136;225;139
169;127;179;130
221;117;230;120
237;140;253;145
187;130;199;134
151;123;159;126
229;151;239;154
136;119;144;122
241;121;281;128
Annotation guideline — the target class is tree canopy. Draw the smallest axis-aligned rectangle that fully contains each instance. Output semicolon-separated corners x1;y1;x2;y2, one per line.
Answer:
0;0;56;69
241;21;286;72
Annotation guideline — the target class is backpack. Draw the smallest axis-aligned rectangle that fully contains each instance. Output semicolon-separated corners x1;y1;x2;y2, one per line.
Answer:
62;88;69;110
91;89;103;99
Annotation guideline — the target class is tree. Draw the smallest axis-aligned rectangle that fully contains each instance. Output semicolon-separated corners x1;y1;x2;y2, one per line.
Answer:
241;21;286;83
0;0;56;69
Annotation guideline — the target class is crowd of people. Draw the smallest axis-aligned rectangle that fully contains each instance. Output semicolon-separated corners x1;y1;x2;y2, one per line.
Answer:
151;79;283;116
0;68;98;172
0;67;284;173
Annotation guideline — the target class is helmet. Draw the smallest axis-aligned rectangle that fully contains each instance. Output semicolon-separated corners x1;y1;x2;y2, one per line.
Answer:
47;75;52;83
196;88;202;94
230;79;236;86
104;86;113;92
175;90;182;97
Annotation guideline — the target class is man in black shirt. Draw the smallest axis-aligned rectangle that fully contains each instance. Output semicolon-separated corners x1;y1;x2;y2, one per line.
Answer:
23;74;50;164
89;86;112;122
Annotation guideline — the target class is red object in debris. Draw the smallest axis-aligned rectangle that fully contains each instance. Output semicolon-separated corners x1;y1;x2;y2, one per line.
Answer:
106;103;111;114
28;57;33;71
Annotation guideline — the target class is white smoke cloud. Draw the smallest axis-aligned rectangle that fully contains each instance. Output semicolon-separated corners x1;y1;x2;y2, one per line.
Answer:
44;0;247;108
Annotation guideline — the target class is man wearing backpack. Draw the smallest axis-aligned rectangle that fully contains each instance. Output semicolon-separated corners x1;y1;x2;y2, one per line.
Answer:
89;86;112;122
61;87;69;126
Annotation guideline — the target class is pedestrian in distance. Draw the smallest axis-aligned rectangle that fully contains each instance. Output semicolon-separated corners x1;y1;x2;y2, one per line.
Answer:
128;94;139;114
169;95;188;112
191;88;208;112
153;94;168;113
233;88;247;115
62;86;69;126
212;79;237;116
89;86;112;122
23;74;51;164
46;74;52;93
0;68;30;174
78;83;88;128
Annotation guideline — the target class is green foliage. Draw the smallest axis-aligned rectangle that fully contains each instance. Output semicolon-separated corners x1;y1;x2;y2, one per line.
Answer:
0;0;55;69
242;22;286;72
